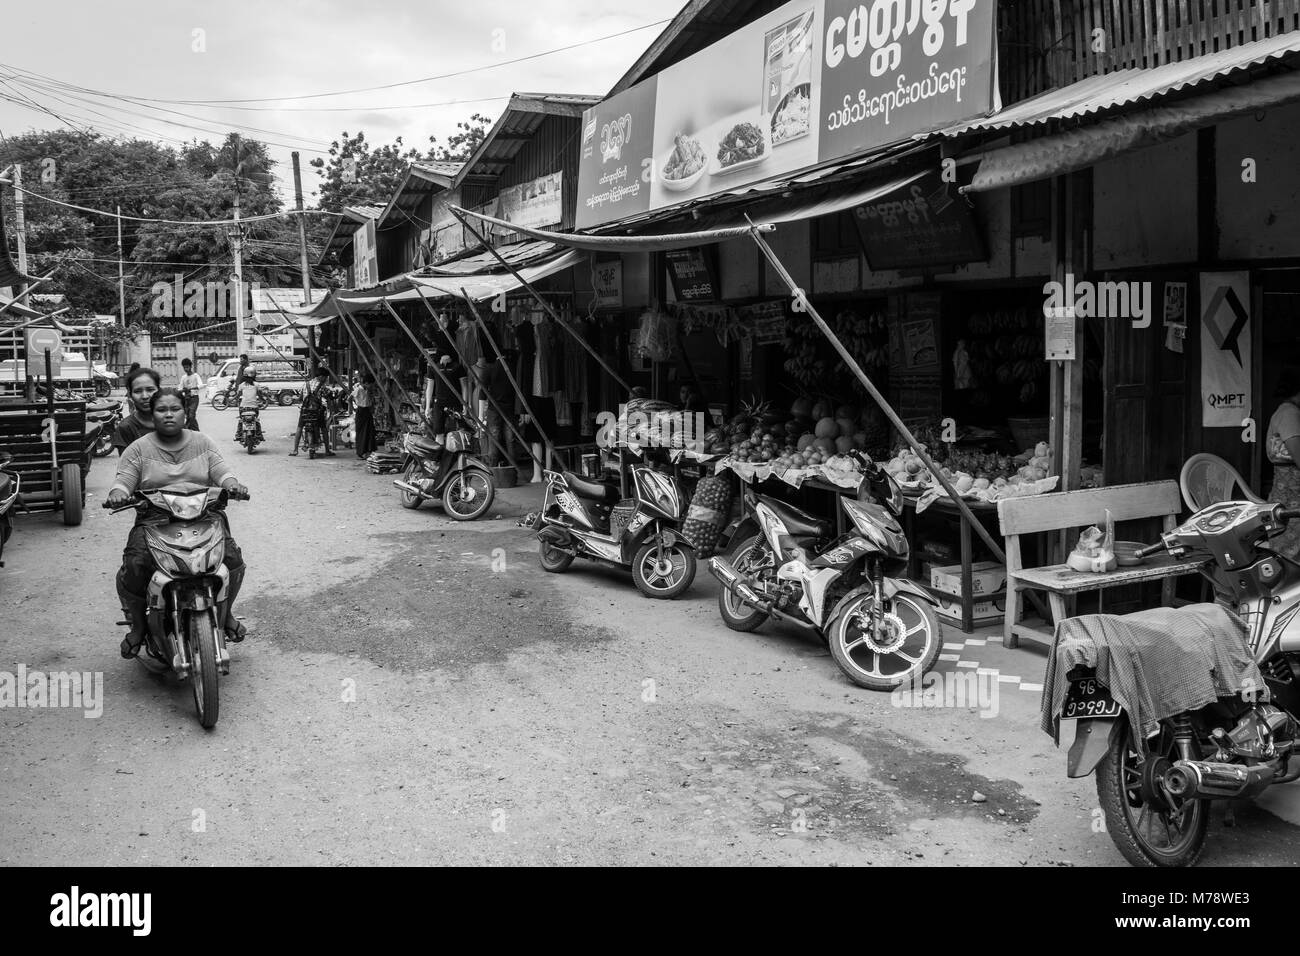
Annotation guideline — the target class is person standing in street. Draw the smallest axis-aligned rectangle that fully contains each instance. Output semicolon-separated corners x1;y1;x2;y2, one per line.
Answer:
178;358;205;431
353;372;377;459
429;354;462;438
1266;372;1300;559
471;351;517;467
290;368;337;457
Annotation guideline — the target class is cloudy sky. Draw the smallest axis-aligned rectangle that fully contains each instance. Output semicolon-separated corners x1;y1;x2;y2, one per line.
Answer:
0;0;685;203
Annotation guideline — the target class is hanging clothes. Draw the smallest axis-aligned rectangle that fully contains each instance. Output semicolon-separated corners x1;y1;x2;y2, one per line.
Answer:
534;317;555;395
455;316;482;367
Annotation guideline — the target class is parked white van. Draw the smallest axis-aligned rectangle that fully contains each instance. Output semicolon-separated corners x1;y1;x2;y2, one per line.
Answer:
207;354;308;405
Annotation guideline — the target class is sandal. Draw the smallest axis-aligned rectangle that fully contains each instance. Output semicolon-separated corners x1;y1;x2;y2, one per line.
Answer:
120;634;142;659
227;620;247;643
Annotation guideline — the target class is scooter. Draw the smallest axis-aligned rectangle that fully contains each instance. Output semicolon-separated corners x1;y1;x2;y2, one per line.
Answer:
105;486;250;729
1051;498;1300;867
0;451;21;569
87;398;123;457
235;405;265;454
393;409;496;520
521;458;697;599
708;452;942;690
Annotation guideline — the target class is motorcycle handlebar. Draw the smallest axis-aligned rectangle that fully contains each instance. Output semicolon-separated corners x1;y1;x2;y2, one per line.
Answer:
1279;508;1300;522
1135;540;1166;559
102;487;250;511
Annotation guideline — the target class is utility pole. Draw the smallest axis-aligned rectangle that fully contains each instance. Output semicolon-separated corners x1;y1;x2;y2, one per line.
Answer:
12;163;27;295
231;193;245;351
116;205;126;326
291;151;318;376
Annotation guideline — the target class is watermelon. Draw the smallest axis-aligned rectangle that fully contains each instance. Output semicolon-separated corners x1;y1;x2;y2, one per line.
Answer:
811;401;831;421
791;397;813;417
797;433;816;452
852;431;867;448
814;417;840;439
835;417;855;437
835;436;854;454
835;404;859;421
813;436;836;454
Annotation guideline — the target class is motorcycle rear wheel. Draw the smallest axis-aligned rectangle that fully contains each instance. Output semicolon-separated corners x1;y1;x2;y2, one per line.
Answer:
1096;717;1208;867
211;393;228;410
399;462;424;509
827;591;941;691
187;612;220;729
717;535;771;632
538;537;574;572
93;429;115;457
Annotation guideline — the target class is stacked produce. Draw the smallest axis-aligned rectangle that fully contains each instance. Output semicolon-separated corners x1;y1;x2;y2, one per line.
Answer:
882;441;1060;502
712;397;886;488
679;475;734;558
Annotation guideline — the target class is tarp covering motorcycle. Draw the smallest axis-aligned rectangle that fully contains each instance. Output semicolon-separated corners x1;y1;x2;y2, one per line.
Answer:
1040;603;1267;743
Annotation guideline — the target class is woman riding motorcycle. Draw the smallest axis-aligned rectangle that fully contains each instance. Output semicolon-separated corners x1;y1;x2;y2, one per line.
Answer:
106;388;250;659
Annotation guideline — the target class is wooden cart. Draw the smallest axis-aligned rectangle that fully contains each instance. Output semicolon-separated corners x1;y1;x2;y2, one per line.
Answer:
0;399;96;525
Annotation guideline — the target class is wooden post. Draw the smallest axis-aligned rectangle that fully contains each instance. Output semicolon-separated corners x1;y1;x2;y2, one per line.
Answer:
330;299;404;429
451;209;632;393
459;287;556;454
747;218;1008;567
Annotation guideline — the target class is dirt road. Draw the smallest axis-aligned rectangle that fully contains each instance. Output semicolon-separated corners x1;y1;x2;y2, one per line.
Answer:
2;405;1296;865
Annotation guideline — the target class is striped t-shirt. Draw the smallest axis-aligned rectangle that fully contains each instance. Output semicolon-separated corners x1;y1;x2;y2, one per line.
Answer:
111;431;235;497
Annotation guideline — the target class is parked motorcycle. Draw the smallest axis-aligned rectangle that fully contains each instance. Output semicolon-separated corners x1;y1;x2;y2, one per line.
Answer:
0;451;21;569
521;458;696;598
1055;498;1300;866
708;453;942;690
235;406;265;454
104;486;250;729
87;398;123;457
393;409;495;520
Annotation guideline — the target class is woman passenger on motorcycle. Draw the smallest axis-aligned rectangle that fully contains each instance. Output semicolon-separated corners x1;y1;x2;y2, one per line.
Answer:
106;388;250;659
111;367;160;453
1267;372;1300;559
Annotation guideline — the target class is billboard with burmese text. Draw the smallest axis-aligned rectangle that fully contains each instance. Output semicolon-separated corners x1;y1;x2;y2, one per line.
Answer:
576;0;999;229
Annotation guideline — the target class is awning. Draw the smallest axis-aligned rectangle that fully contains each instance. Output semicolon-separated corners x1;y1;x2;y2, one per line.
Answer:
449;166;927;252
963;68;1300;192
410;248;585;301
941;32;1300;138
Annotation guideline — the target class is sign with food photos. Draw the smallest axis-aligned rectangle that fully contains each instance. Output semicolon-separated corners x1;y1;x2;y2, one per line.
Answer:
575;0;999;229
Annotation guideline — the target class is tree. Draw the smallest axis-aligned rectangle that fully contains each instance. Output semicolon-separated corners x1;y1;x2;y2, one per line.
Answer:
310;113;492;213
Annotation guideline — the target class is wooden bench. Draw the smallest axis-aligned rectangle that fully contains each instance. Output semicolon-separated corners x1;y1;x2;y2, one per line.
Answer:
996;481;1204;648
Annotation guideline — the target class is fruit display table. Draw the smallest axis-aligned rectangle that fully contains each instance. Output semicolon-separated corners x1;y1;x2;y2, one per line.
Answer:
900;494;1002;634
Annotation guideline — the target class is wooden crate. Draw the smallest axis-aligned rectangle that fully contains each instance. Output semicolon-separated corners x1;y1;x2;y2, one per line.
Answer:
0;400;91;512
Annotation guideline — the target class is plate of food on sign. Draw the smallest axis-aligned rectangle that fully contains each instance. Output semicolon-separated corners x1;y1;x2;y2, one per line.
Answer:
712;121;768;175
660;132;708;192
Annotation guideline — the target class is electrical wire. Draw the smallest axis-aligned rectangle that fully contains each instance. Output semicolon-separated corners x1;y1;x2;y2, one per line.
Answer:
2;182;339;224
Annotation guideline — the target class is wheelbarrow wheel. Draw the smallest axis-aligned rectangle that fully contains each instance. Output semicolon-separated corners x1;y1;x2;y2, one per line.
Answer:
61;463;83;526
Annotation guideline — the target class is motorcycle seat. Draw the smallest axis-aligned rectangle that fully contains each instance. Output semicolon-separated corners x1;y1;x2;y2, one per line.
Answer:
763;496;832;540
563;471;618;503
408;435;444;457
0;472;11;499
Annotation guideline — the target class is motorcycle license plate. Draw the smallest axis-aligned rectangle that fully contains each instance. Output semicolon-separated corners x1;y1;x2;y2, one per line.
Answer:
1061;677;1122;719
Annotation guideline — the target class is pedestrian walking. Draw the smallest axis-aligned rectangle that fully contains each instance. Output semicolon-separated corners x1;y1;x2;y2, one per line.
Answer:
178;358;205;431
353;372;377;459
429;354;462;438
290;368;336;456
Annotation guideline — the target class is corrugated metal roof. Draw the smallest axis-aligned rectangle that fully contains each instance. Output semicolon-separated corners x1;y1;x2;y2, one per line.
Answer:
937;31;1300;137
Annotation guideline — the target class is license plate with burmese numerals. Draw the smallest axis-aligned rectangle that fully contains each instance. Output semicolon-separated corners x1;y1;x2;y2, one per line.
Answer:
1061;677;1122;719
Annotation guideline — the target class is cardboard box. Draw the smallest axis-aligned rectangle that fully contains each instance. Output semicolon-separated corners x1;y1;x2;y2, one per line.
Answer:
930;561;1007;598
934;595;1006;626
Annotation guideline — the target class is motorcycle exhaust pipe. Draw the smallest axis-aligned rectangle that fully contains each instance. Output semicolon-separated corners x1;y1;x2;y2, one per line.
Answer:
393;480;424;495
1163;760;1277;800
708;557;767;608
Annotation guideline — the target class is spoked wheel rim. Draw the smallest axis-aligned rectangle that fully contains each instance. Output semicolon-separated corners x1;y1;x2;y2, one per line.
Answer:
400;462;422;506
637;544;691;592
834;593;937;685
445;472;492;519
721;541;773;617
1118;725;1207;862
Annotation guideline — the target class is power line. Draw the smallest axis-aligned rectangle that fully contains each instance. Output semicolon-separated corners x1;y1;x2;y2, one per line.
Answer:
0;20;668;106
2;181;339;224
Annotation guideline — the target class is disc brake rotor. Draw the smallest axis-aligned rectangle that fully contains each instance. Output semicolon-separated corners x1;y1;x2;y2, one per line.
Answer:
855;609;907;654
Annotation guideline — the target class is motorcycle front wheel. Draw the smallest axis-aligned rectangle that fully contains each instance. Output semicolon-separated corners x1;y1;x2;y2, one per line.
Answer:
1096;717;1209;867
186;612;220;729
442;470;494;521
211;393;228;410
93;428;115;458
632;539;696;599
827;590;941;691
717;534;771;631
